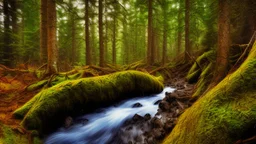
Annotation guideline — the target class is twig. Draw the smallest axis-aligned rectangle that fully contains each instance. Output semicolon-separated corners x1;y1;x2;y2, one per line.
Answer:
186;51;202;71
229;31;256;73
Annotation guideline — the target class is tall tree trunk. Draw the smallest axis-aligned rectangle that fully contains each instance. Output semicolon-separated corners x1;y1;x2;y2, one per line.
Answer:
71;12;76;65
185;0;190;61
91;17;97;65
211;0;230;87
122;15;129;64
85;0;91;65
3;0;12;67
46;0;58;74
112;15;117;65
99;0;104;67
40;0;48;64
177;0;182;55
147;0;153;64
162;3;168;64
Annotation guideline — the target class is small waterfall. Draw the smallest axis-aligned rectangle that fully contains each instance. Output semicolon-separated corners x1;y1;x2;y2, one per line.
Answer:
45;87;174;144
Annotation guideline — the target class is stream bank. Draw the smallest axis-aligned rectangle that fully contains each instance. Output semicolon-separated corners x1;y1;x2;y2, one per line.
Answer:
110;77;195;144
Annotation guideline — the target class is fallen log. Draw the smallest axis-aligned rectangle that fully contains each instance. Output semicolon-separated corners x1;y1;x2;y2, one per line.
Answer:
13;70;164;134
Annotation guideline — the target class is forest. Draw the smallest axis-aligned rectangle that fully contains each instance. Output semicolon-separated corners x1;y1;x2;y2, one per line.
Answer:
1;0;256;143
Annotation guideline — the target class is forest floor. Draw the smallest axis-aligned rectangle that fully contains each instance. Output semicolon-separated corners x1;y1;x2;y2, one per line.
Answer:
0;62;254;144
0;62;196;144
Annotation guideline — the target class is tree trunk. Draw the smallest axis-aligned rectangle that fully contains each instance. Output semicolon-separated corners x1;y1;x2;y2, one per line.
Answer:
122;15;129;64
147;0;153;64
71;12;76;65
40;0;48;64
46;0;58;74
162;2;168;64
177;0;182;55
3;0;12;67
185;0;190;61
85;0;91;65
164;35;256;144
210;0;230;87
112;15;117;65
99;0;104;67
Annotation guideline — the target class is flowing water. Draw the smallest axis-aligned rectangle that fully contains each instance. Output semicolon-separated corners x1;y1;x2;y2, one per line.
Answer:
45;87;174;144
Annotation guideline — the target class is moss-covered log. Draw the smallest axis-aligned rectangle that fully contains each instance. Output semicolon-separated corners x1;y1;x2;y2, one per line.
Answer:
163;42;256;143
13;70;163;133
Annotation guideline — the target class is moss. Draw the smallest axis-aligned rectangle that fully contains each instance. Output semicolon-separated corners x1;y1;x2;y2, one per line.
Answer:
163;42;256;144
192;62;214;98
26;80;48;91
0;124;42;144
13;70;163;133
185;69;201;84
186;51;215;84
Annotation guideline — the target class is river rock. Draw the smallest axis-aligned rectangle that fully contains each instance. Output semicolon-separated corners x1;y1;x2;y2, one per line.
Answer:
154;100;162;105
151;117;163;128
64;116;73;128
144;113;151;121
132;114;143;122
132;102;143;108
159;101;170;111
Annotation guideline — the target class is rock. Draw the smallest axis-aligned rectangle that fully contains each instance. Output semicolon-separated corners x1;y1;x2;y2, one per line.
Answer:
154;100;162;105
159;101;170;111
151;117;163;128
164;122;175;132
144;113;151;121
132;114;143;122
132;102;143;108
64;116;73;128
153;128;166;140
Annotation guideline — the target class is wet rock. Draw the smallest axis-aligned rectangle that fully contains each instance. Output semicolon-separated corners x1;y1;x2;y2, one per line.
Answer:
153;128;166;140
132;114;143;122
159;101;170;111
144;113;151;121
64;116;73;128
164;122;175;132
151;117;163;128
166;93;178;103
154;100;162;105
132;102;143;108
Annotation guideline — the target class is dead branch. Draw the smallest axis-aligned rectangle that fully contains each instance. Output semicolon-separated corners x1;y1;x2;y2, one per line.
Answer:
230;31;256;73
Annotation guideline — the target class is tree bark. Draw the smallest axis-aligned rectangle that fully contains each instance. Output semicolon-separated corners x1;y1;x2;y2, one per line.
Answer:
3;0;12;67
40;0;48;64
211;0;230;86
71;11;76;65
99;0;105;67
85;0;91;65
177;0;182;55
147;0;153;64
46;0;58;74
185;0;190;61
162;2;168;64
112;15;117;65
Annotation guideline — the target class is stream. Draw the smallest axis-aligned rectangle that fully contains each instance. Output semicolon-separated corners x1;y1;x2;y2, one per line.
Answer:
45;87;175;144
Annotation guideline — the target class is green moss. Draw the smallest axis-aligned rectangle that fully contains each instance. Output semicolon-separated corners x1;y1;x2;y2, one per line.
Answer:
192;62;214;98
13;70;163;133
0;124;42;144
186;51;215;84
26;80;48;91
186;69;201;84
163;42;256;144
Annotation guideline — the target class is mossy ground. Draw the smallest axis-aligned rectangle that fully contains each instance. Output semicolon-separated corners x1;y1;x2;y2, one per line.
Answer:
163;42;256;144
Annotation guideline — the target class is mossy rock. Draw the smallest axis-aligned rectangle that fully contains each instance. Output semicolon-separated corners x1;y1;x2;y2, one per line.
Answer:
163;42;256;143
13;70;163;134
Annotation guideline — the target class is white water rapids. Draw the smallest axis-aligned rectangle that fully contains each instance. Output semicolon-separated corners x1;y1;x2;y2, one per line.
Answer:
45;87;174;144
